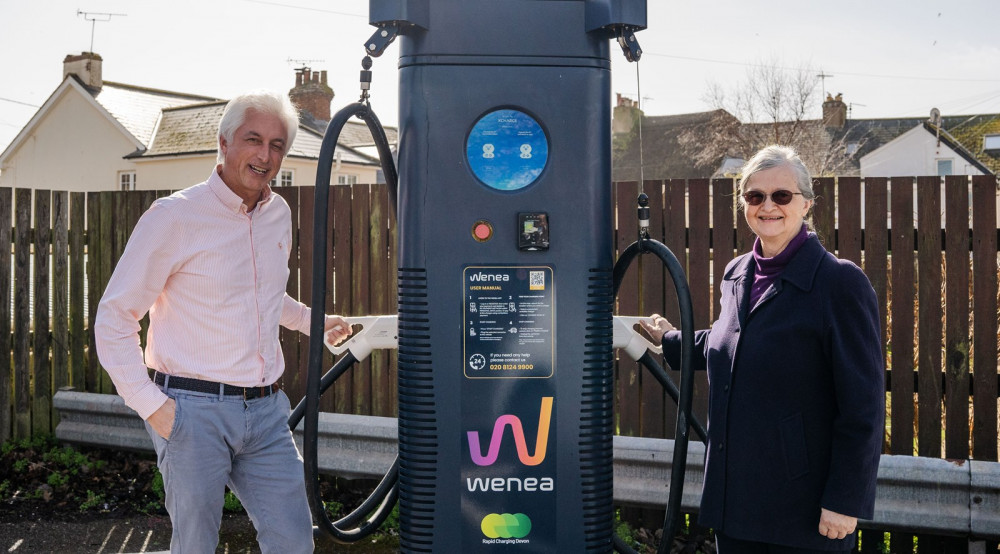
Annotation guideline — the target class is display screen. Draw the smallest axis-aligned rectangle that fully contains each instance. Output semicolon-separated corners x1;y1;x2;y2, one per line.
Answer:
466;109;548;191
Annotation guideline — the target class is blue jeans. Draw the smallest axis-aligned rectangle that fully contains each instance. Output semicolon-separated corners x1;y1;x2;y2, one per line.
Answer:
146;387;313;553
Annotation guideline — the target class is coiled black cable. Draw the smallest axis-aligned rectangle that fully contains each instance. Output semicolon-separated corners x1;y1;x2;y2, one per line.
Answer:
292;101;400;544
611;238;701;554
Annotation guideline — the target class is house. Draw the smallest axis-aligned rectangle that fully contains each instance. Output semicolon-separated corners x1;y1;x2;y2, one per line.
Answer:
612;92;998;180
612;94;741;181
0;52;395;192
860;113;999;177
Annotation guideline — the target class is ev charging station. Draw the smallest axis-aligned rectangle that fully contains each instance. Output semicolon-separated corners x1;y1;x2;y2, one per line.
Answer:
390;2;642;551
296;1;700;552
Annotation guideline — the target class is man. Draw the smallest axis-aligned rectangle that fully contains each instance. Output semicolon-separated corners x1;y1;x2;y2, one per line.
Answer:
95;90;351;553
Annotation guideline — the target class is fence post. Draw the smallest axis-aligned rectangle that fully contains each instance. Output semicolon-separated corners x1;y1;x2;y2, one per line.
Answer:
0;187;11;443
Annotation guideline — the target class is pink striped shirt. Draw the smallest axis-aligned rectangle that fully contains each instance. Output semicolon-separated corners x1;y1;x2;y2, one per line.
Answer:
95;168;312;419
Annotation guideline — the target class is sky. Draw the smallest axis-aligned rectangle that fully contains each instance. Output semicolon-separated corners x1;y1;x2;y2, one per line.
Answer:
2;0;1000;153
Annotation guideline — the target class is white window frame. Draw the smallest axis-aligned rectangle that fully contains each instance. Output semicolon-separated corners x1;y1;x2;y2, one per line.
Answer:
337;174;359;185
119;171;136;191
270;169;294;187
984;134;1000;150
936;159;953;176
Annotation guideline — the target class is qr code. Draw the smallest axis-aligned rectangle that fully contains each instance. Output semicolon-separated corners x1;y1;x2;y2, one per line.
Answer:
529;271;545;290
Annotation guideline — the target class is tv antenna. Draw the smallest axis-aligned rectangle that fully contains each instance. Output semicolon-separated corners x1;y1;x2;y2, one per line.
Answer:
817;70;833;99
77;10;127;53
848;102;866;118
287;58;325;70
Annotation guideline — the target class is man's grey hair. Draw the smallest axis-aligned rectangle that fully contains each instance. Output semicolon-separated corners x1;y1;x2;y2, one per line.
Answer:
737;145;815;200
217;90;299;163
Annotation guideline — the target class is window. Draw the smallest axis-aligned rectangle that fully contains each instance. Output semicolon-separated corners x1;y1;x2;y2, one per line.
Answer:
270;169;294;187
337;174;359;185
984;134;1000;150
937;159;953;176
845;141;859;156
119;171;136;191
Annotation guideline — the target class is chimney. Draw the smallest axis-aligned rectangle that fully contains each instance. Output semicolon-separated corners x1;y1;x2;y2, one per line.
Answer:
612;93;640;135
288;66;334;122
822;92;847;129
63;52;103;90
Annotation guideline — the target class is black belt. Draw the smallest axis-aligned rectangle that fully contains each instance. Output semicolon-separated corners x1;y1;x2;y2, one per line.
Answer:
154;372;279;400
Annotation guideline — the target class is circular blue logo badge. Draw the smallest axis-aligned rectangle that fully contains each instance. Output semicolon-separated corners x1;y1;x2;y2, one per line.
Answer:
466;109;548;191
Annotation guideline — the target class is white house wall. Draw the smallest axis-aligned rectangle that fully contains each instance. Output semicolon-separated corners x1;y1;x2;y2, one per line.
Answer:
134;155;218;190
0;89;139;191
861;125;985;177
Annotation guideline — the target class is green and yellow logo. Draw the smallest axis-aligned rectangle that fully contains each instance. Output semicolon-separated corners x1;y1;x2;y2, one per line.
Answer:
481;512;532;539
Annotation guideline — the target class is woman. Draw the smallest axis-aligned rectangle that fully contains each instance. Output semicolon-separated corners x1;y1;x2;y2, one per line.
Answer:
641;145;883;553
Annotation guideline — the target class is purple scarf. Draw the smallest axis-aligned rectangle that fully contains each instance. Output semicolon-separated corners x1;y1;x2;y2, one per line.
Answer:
749;224;810;308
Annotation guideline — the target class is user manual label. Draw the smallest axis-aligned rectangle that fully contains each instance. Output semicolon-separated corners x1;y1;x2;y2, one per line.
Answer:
463;266;554;379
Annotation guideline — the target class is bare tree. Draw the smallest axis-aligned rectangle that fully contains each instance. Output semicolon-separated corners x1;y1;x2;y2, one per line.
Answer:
678;58;865;176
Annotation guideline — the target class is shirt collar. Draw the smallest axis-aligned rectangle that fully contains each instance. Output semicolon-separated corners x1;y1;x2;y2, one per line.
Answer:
208;165;274;214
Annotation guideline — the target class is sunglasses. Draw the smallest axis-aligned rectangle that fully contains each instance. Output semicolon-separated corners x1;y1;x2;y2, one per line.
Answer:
742;189;803;206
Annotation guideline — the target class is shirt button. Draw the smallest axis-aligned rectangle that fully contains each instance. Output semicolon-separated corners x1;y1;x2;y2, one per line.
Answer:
718;441;725;450
724;384;730;392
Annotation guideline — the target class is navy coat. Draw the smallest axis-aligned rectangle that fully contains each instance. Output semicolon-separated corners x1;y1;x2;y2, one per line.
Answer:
662;234;884;550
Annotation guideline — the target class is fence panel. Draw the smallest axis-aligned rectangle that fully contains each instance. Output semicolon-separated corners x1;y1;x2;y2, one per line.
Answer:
320;185;338;414
864;177;890;397
0;188;11;443
890;177;916;457
97;191;114;394
813;177;836;249
972;175;999;460
69;192;85;392
32;190;52;435
838;177;862;266
85;192;100;393
687;179;712;432
351;186;373;415
944;176;970;459
369;183;393;418
660;178;686;439
711;179;735;324
916;176;943;458
13;188;32;438
889;177;917;554
332;185;354;414
52;192;69;403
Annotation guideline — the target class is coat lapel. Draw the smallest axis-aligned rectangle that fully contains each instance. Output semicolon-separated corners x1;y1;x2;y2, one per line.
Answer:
723;254;755;327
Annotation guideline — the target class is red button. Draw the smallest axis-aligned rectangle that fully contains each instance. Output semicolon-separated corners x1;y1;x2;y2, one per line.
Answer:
472;221;493;241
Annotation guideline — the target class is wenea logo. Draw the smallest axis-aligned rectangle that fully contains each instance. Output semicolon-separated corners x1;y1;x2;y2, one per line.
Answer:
481;513;532;545
466;397;555;493
467;397;553;466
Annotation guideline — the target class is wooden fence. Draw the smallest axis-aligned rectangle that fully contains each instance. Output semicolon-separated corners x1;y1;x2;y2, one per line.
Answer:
2;176;998;467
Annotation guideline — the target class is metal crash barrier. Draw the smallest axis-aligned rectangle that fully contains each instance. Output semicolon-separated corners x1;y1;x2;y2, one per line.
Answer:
54;389;1000;541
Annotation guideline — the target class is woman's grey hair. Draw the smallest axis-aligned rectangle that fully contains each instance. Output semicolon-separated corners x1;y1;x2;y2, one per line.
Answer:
737;145;815;201
217;90;299;163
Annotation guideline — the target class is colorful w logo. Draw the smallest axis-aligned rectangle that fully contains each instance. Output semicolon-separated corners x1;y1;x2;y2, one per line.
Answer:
467;397;553;466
